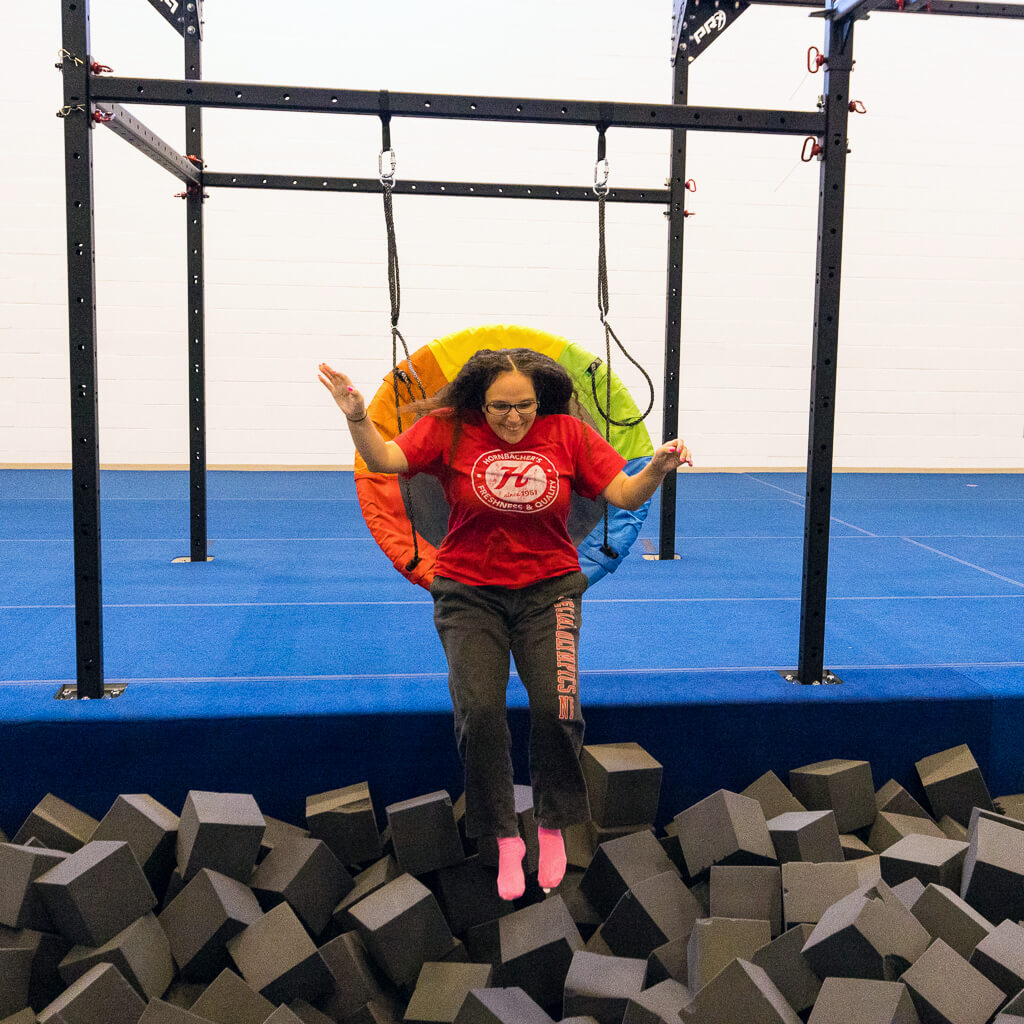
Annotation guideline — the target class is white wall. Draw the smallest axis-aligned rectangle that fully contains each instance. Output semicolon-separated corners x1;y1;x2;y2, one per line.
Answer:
2;0;1022;469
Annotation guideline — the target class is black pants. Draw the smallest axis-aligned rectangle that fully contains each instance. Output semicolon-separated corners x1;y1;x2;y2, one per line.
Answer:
430;571;591;839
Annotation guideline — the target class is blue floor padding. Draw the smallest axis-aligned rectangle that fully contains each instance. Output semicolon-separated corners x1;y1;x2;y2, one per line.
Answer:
1;468;1022;833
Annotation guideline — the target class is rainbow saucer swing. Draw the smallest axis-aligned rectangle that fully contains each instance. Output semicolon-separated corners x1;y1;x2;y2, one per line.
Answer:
354;324;656;589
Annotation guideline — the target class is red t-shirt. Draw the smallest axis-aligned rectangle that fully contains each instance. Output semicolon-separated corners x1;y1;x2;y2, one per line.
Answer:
394;411;626;588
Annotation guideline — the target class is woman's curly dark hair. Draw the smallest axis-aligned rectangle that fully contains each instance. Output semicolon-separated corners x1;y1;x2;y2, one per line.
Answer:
406;348;576;419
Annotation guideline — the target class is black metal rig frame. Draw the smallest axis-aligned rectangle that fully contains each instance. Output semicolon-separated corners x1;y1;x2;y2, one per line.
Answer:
58;0;1023;698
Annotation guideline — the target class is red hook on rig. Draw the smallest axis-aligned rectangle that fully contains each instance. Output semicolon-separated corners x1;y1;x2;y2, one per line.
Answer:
807;46;827;74
801;136;822;162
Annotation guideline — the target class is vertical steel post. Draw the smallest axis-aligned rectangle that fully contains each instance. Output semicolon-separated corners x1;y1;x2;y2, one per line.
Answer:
183;4;208;563
659;55;689;560
61;0;104;698
797;16;855;684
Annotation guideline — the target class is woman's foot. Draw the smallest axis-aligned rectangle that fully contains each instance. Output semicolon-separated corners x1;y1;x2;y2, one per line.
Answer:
496;836;527;900
537;827;567;891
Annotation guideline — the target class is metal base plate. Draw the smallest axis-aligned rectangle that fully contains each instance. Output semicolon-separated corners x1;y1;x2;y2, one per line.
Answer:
55;683;128;700
778;669;843;686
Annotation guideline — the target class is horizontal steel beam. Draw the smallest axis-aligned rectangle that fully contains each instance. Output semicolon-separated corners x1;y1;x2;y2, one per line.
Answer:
747;0;1024;13
203;172;670;204
90;78;825;136
94;103;202;184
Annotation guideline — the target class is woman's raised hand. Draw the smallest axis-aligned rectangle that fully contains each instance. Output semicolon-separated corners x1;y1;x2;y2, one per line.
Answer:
651;438;693;474
318;363;366;421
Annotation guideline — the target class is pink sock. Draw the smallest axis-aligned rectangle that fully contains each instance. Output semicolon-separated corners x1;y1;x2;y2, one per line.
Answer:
496;836;526;900
537;827;567;891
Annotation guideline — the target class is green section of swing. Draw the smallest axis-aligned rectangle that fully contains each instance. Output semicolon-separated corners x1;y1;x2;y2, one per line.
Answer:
557;342;654;460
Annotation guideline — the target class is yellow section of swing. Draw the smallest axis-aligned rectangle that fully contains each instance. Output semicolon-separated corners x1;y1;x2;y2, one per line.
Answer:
428;324;568;382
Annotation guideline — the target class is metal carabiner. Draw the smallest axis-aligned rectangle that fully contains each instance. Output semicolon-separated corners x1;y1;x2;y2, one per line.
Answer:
801;136;822;162
378;148;397;185
593;158;610;197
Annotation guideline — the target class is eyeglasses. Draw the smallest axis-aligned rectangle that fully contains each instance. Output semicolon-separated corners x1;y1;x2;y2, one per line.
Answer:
484;400;538;417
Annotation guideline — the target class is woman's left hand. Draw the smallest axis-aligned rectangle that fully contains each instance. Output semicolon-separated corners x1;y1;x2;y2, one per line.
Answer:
651;439;693;474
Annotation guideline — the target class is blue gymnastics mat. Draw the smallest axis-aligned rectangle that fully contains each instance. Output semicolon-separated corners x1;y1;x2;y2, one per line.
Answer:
1;469;1021;832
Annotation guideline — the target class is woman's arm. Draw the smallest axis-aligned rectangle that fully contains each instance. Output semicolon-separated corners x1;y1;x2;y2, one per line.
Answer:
318;363;409;474
600;439;692;511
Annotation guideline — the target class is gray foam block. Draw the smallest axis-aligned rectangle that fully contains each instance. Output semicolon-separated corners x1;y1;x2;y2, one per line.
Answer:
686;917;772;994
0;927;35;1018
890;877;926;910
496;895;583;1011
226;901;332;1004
876;780;932;821
767;811;843;864
960;808;1024;924
188;966;275;1023
880;834;970;890
36;962;146;1024
997;989;1024;1021
138;998;212;1023
645;935;689;988
969;919;1024;1004
801;881;931;982
430;855;513;936
789;760;876;834
92;794;179;899
602;869;702;959
453;987;554;1024
0;843;68;931
709;865;782;938
250;836;353;937
939;816;970;842
750;923;822;1015
910;883;993;960
333;854;401;927
13;796;98;854
869;813;949;855
554;872;603;943
58;911;174;1001
306;782;382;867
176;792;265;884
806;977;920;1024
899;937;1004;1024
916;745;995;827
316;929;390;1022
562;950;646;1024
259;816;311;860
158;867;263;981
344;995;406;1024
622;977;690;1024
34;840;157;947
674;790;777;882
578;829;680;919
0;1010;38;1024
742;772;807;821
404;961;494;1023
286;998;336;1024
346;872;455;989
580;742;663;829
384;791;464;878
0;926;70;1014
840;834;875;860
780;861;861;928
264;1007;304;1024
679;957;802;1024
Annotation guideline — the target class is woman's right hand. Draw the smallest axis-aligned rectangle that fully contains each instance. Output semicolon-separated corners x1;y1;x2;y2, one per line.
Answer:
318;363;366;421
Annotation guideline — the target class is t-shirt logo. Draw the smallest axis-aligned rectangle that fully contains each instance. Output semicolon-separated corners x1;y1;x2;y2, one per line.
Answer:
472;450;559;513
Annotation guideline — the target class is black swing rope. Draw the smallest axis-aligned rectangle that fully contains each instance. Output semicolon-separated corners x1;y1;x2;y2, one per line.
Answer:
379;92;428;572
591;125;657;559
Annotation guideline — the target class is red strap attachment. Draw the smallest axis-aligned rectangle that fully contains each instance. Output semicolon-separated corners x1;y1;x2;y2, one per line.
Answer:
801;137;822;162
185;154;205;167
685;179;697;193
848;100;867;114
89;62;113;75
807;47;827;74
92;110;115;124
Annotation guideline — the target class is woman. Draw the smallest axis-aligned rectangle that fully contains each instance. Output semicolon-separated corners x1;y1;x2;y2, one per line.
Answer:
318;348;691;899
